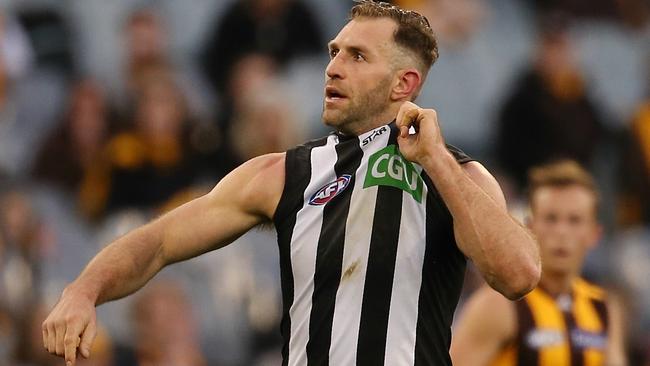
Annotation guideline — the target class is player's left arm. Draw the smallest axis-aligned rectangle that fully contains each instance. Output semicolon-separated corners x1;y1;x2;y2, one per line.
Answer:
606;293;628;366
396;101;540;300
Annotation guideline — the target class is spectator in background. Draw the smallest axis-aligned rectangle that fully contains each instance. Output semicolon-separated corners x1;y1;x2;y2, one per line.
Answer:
0;8;69;179
0;305;14;366
127;280;206;366
526;0;650;29
0;188;45;316
32;78;113;195
618;60;650;227
391;0;486;46
201;0;324;96
119;8;211;122
495;14;605;192
79;71;201;219
215;53;278;137
229;85;305;162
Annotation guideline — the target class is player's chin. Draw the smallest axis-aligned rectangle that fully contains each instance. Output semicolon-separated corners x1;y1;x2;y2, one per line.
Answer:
322;110;344;127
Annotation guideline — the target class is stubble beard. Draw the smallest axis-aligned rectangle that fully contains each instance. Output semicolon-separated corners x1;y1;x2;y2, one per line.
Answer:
322;76;392;135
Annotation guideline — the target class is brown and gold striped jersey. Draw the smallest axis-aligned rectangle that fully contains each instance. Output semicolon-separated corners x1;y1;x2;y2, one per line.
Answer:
491;278;609;366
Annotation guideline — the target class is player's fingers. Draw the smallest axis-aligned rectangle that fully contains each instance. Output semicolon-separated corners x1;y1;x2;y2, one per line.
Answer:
64;320;83;365
79;317;97;359
46;320;57;354
42;320;49;351
420;108;438;125
398;108;421;137
55;321;66;356
395;101;419;129
63;335;79;365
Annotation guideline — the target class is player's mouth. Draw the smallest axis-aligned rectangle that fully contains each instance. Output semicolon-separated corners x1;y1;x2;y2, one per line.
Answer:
325;86;348;104
551;247;571;258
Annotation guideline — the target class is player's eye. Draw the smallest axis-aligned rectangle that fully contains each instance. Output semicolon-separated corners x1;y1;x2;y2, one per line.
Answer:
354;53;365;61
545;213;558;224
568;214;583;225
329;49;339;58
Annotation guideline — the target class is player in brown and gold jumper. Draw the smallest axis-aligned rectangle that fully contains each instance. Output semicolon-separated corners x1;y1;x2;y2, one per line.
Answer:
451;160;627;366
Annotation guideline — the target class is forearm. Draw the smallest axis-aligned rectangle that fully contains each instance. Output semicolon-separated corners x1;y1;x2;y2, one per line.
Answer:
421;147;540;298
67;222;167;306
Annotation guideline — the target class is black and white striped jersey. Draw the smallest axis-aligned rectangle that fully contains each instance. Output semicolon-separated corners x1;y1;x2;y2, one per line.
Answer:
273;122;474;366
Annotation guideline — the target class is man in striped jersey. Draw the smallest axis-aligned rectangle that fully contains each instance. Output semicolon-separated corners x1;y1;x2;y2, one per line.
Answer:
43;1;540;365
450;160;627;366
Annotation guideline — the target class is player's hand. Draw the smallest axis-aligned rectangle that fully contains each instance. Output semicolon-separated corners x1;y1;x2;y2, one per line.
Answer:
395;101;445;165
42;285;97;365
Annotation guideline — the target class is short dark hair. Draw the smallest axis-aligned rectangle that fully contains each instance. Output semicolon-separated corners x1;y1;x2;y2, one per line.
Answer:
527;160;600;213
349;0;438;71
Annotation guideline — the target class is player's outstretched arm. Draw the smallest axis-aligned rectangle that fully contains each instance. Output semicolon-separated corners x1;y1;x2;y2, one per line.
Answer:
395;101;540;300
42;153;286;366
450;286;516;366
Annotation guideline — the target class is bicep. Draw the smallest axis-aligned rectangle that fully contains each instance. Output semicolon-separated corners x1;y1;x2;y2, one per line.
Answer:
156;153;285;264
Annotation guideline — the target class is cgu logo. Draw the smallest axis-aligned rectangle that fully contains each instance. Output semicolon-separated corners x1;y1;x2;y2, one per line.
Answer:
364;145;424;203
309;175;352;206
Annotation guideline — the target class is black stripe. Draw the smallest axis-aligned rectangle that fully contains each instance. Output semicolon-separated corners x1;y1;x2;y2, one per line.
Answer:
516;299;540;366
273;137;328;366
591;298;609;332
356;126;403;366
415;174;466;366
445;143;474;164
566;293;585;366
306;136;363;366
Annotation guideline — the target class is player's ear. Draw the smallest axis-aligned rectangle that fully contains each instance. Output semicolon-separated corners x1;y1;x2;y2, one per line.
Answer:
391;69;421;101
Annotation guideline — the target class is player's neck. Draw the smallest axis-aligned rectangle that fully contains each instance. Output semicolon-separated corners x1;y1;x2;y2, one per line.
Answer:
337;104;401;136
539;271;576;298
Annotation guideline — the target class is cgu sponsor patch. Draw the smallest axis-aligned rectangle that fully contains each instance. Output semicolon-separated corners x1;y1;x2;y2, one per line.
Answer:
364;145;424;203
309;175;352;206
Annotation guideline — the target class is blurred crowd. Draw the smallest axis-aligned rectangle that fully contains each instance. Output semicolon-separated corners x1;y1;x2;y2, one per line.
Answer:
0;0;649;365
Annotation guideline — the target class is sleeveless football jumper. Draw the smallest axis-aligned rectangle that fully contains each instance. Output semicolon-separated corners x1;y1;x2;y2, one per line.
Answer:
273;122;473;366
490;278;610;366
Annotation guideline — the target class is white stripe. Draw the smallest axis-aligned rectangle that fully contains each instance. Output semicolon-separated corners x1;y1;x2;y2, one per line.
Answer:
288;135;338;366
383;177;428;365
328;128;390;364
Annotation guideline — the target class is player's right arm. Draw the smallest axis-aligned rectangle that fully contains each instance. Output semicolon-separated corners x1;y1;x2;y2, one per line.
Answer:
42;153;286;366
450;285;517;366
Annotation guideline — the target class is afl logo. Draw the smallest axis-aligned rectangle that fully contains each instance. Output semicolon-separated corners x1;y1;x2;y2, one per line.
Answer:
309;175;352;206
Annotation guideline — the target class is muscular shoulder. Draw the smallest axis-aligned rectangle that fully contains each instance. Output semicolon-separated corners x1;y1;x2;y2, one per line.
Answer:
208;153;286;220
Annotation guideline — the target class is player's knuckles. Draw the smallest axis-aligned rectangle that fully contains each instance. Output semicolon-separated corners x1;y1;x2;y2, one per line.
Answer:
46;324;55;348
401;108;419;124
399;101;417;111
397;102;419;123
64;333;79;346
421;108;437;119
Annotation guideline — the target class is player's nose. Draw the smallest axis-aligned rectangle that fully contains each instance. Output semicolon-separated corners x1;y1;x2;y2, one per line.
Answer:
326;54;345;80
